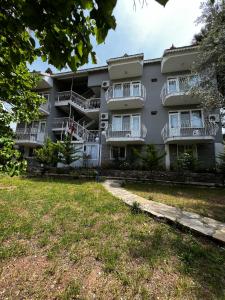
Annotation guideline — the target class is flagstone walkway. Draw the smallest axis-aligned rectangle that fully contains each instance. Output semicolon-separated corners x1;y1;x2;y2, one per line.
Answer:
103;180;225;244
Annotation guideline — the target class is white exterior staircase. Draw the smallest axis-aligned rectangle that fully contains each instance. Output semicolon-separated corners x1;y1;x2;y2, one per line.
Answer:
52;117;99;143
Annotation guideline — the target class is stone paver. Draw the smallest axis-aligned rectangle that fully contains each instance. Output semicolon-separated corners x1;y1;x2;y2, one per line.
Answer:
103;180;225;244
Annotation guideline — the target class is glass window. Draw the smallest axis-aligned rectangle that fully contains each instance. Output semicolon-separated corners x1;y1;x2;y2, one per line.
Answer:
114;84;123;98
112;116;122;131
191;110;203;128
111;146;126;160
40;122;46;133
180;111;190;128
132;82;141;96
122;116;130;131
168;78;177;93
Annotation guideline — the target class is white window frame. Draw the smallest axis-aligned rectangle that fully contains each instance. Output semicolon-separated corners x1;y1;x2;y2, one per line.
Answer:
110;146;127;160
167;74;199;94
168;109;204;129
112;114;141;135
112;81;141;98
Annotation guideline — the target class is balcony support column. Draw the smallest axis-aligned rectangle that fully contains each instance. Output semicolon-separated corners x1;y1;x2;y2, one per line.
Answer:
165;144;170;170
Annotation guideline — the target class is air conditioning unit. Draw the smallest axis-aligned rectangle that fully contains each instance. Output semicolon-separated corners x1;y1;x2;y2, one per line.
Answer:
209;114;220;123
126;133;131;137
101;113;109;120
100;121;108;130
101;81;110;89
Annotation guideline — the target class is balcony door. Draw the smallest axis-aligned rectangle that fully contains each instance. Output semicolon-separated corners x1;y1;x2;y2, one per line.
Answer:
131;115;140;137
112;115;140;136
169;113;180;136
37;121;46;142
167;78;178;94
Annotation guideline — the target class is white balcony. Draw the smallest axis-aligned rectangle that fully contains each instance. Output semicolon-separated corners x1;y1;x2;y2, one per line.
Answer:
106;124;147;145
161;121;219;144
15;129;46;147
161;75;200;106
161;46;199;73
106;82;146;110
107;53;144;80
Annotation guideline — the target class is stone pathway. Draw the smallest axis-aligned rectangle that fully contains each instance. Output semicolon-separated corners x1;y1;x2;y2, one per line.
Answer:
103;180;225;244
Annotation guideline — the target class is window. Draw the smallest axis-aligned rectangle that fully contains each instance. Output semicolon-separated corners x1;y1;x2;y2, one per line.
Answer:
167;78;177;93
114;84;123;98
39;122;46;133
169;110;203;128
110;146;126;160
113;81;141;98
177;144;198;159
112;114;141;136
151;78;158;82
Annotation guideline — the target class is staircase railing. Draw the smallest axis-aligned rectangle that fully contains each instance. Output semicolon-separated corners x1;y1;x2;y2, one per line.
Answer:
52;117;99;143
55;91;100;110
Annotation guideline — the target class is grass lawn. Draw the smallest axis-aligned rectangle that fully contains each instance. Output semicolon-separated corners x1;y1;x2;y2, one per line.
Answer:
0;176;224;299
125;182;225;223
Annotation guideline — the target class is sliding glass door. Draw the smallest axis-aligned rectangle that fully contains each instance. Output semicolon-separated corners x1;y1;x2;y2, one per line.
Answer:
112;115;141;136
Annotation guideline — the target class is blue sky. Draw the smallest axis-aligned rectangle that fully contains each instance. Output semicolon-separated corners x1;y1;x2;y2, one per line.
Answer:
30;0;202;73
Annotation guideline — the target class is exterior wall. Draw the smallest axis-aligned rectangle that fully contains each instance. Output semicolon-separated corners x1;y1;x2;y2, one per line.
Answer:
15;48;224;170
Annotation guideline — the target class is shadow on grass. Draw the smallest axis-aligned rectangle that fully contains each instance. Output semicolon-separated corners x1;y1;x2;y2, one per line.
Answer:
128;225;225;298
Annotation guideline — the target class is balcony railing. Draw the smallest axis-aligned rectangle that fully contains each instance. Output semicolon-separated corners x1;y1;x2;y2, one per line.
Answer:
15;128;46;144
55;91;100;110
160;75;199;105
106;124;147;140
161;121;219;143
105;82;146;102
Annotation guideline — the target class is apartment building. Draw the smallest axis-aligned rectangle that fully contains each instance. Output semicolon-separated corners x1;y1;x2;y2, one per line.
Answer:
15;45;224;170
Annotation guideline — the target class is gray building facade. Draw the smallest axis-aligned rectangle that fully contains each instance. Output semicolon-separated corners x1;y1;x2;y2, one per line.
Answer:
15;45;224;170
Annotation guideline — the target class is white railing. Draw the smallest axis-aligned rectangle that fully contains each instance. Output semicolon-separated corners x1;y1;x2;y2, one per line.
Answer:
55;91;100;110
105;82;146;102
106;124;147;139
15;128;46;144
39;93;51;113
52;117;99;143
160;75;199;105
161;121;219;142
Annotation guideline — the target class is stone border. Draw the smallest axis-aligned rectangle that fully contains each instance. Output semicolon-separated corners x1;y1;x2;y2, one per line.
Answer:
103;180;225;245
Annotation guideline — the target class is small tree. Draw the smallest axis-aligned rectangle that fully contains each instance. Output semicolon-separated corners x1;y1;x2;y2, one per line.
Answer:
133;144;165;171
58;135;82;166
35;138;61;167
217;147;225;174
176;151;198;172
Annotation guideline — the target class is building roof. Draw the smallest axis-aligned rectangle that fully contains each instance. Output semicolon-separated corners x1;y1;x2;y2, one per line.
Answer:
52;45;198;78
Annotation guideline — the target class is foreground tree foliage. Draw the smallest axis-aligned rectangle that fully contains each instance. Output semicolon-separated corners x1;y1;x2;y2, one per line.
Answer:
192;0;225;113
0;0;175;174
58;134;82;166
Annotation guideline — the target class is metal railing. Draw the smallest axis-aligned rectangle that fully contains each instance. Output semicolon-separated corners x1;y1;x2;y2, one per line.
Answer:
161;121;219;142
39;93;51;113
15;128;46;143
106;124;147;139
52;117;99;143
105;82;146;102
55;91;100;110
160;75;199;105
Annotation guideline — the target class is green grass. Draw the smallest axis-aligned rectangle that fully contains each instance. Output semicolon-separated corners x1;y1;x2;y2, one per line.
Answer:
0;176;224;299
125;182;225;223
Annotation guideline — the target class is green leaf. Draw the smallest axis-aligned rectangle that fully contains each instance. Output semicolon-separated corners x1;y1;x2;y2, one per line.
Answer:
156;0;169;6
77;40;83;57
